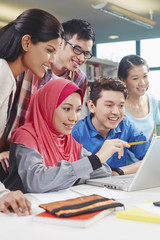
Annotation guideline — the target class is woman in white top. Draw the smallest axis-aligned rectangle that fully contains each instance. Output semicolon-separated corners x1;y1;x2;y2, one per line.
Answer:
118;55;160;163
0;8;64;173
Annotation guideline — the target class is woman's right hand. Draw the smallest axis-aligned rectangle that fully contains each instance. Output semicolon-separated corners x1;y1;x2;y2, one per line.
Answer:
95;139;130;163
0;190;32;216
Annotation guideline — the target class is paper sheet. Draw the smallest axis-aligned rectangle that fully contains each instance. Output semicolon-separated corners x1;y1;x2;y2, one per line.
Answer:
70;187;129;199
30;189;81;204
136;202;160;215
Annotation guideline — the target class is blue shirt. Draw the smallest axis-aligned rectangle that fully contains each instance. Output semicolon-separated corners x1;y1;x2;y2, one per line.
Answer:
72;115;150;169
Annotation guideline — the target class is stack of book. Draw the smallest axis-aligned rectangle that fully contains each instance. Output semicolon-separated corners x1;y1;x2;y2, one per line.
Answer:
33;208;114;228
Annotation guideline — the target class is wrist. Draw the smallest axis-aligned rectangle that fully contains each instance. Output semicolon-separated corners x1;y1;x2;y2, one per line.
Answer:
88;154;102;170
112;167;124;175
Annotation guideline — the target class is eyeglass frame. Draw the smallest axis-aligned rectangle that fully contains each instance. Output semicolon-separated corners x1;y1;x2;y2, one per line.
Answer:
64;39;93;59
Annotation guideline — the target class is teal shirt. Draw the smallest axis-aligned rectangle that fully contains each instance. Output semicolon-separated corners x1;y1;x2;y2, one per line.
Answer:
125;93;160;142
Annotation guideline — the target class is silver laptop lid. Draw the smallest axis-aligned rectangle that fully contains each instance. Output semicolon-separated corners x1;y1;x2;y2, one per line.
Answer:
86;136;160;192
128;136;160;191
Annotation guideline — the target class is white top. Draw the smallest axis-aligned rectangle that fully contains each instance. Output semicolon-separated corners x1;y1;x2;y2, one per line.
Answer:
125;93;160;141
0;182;9;198
0;59;16;137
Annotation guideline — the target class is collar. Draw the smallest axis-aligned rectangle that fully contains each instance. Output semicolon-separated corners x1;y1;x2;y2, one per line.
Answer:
86;115;122;139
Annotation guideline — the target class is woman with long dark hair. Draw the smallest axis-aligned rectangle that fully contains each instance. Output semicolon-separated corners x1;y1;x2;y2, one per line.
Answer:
0;8;64;174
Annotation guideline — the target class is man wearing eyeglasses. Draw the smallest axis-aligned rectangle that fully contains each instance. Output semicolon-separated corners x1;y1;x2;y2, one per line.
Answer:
35;19;95;96
49;19;95;95
0;19;95;178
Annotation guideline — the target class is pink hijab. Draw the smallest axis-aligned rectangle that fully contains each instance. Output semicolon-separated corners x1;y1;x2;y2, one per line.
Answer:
11;79;83;167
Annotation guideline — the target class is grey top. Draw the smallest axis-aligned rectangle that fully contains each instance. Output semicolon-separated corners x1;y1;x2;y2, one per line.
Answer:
4;143;112;193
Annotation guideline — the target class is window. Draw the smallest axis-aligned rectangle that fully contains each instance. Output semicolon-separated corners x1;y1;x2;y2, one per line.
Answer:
140;38;160;68
97;41;136;62
140;38;160;100
148;70;160;100
96;38;160;100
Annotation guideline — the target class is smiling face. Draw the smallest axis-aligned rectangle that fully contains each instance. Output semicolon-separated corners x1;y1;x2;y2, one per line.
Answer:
22;36;62;78
125;65;149;97
53;92;82;135
54;34;93;74
88;90;125;138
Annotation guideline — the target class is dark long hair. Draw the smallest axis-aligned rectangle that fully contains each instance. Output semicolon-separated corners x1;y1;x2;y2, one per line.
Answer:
118;54;149;80
0;8;64;61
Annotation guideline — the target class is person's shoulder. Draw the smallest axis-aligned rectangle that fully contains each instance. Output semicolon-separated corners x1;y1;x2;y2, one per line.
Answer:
147;93;159;103
12;128;31;140
120;117;131;126
0;59;10;72
0;58;7;67
11;127;37;149
76;67;85;74
123;117;146;139
120;116;138;130
0;59;14;79
72;116;90;136
0;60;16;98
75;68;86;78
73;116;88;129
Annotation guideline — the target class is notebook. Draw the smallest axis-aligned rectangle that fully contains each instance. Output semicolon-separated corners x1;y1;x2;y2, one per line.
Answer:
33;208;114;228
86;136;160;192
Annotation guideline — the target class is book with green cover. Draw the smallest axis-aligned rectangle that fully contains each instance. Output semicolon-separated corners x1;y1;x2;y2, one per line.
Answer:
116;206;160;224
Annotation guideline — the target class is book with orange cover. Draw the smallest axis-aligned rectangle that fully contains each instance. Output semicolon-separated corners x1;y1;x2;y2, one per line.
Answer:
33;208;114;228
32;194;124;228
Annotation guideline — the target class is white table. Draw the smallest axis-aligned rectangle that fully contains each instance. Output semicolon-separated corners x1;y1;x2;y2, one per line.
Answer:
1;185;160;240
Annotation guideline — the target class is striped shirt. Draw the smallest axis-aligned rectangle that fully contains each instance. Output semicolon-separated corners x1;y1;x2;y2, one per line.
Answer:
5;68;87;140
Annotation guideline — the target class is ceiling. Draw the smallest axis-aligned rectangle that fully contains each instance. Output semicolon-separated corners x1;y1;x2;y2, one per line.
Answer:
1;0;160;44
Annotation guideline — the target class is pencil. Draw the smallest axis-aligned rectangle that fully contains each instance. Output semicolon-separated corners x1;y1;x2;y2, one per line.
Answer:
128;141;146;146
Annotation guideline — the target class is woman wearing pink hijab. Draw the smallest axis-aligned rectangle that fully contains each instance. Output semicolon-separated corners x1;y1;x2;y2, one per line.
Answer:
4;79;129;193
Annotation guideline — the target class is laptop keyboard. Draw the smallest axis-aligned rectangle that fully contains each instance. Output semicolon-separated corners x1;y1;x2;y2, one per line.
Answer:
103;175;135;190
86;174;136;191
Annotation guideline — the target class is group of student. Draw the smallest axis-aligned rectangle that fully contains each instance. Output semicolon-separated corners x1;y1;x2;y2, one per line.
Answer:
0;8;159;216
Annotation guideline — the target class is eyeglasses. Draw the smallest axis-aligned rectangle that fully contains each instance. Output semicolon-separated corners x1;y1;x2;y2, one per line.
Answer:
65;39;93;59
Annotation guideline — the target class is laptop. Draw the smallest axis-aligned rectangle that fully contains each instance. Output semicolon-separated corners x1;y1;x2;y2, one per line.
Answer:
86;136;160;192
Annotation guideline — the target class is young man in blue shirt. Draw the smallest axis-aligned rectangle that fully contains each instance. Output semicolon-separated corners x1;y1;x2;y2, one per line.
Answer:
72;77;150;175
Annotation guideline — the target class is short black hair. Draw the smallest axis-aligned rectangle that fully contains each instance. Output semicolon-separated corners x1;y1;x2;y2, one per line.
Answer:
62;18;95;43
90;77;128;106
